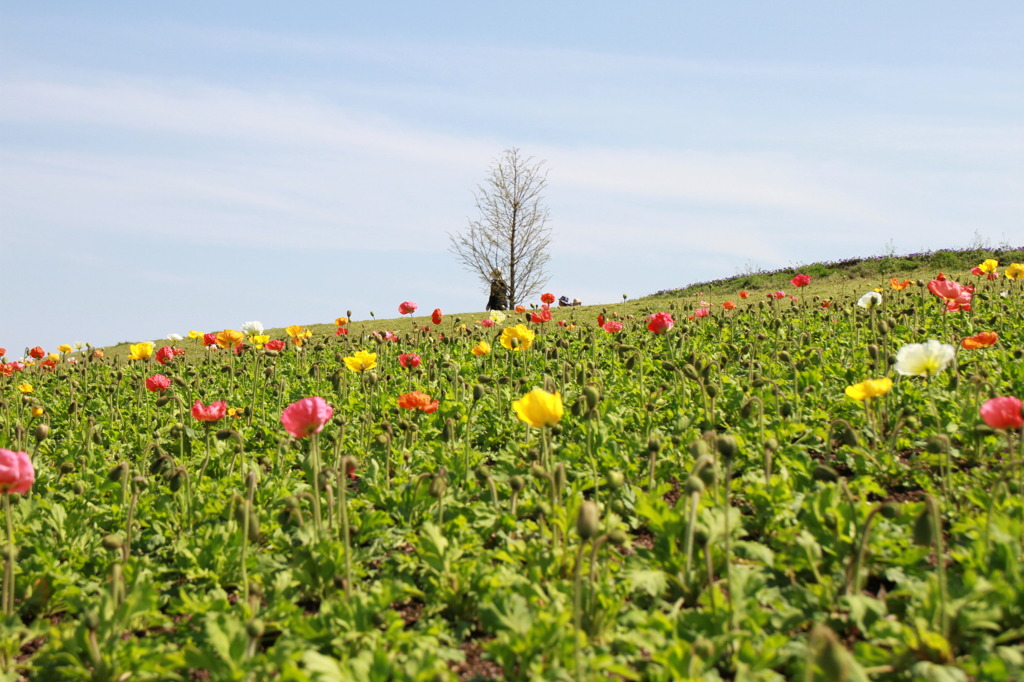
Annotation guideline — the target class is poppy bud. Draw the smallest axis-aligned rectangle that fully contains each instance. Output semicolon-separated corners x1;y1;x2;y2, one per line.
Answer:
811;624;851;682
925;435;950;454
67;400;78;414
812;464;839;483
764;437;779;451
913;500;938;547
576;500;601;540
648;438;661;453
605;470;624;490
682;364;701;382
684;475;705;496
83;610;100;631
879;501;900;519
34;424;50;442
625;354;638;370
509;475;525;492
246;619;265;639
555;463;566;491
704;384;718;398
570;397;586;418
840;425;860;448
583;386;600;410
693;529;709;547
428;472;447;499
716;435;737;461
108;462;127;482
531;464;547;479
608;528;628;546
101;534;124;551
132;475;149;490
473;384;486;402
168;467;186;492
778;351;791;363
441;418;456;443
866;344;879;361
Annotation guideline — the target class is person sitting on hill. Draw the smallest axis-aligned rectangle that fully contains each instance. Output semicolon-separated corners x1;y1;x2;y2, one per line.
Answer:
486;270;508;311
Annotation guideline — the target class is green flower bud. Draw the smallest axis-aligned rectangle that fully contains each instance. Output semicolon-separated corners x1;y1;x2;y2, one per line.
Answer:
684;475;705;496
812;464;839;483
101;534;124;551
716;435;738;461
605;470;625;490
878;501;901;519
913;504;937;547
509;475;525;492
576;501;601;540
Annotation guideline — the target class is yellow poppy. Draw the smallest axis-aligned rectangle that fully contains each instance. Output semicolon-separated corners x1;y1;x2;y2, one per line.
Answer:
216;330;244;349
1005;263;1024;280
512;388;564;428
17;383;33;394
57;344;73;354
31;407;44;418
344;350;377;373
845;378;893;401
979;259;999;274
128;342;155;360
471;341;491;356
500;324;536;351
188;330;204;339
249;334;270;349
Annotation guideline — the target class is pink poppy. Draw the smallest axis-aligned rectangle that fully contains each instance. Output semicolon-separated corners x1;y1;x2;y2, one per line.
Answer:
145;374;172;393
602;321;623;333
971;267;983;276
480;318;495;328
771;291;785;299
156;346;186;365
399;353;421;369
281;396;334;438
980;396;1024;430
693;308;710;318
647;312;674;334
0;449;34;495
928;279;972;312
398;301;418;315
202;333;218;347
191;399;227;422
790;274;811;287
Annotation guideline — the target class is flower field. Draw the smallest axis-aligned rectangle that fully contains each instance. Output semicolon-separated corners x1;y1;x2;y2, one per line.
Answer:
3;256;1024;681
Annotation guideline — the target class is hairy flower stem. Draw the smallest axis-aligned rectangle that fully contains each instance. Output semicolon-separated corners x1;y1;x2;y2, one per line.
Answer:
309;433;324;538
573;541;587;682
846;506;883;596
929;497;950;641
337;462;354;599
684;491;701;580
722;458;736;635
196;425;213;486
2;495;14;617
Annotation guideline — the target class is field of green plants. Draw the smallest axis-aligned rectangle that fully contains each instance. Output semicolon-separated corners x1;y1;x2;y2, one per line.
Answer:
3;252;1024;681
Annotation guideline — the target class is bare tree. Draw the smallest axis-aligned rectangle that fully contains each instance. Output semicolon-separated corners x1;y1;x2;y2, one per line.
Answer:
449;148;552;308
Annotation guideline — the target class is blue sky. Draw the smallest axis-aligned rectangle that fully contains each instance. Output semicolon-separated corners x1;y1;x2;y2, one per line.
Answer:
2;1;1022;357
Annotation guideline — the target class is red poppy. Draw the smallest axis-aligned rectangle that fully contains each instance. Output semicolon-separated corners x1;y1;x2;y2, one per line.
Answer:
145;374;172;392
962;331;998;349
935;272;947;281
335;327;349;335
531;305;553;324
39;358;57;370
397;391;439;413
191;399;227;422
156;346;186;365
821;300;832;308
602;321;623;333
28;347;45;359
515;305;526;314
0;348;6;359
971;267;983;276
790;274;811;287
647;312;674;334
398;301;418;315
202;333;218;347
431;308;443;325
541;293;555;304
739;291;749;299
265;339;285;352
980;397;1024;430
722;301;736;311
398;353;421;369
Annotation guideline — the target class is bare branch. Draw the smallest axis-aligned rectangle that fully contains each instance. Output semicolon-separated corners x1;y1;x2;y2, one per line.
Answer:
448;148;553;307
